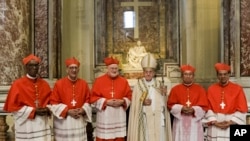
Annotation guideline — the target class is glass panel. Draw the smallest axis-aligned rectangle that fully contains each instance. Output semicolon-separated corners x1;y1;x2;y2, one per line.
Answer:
124;11;135;28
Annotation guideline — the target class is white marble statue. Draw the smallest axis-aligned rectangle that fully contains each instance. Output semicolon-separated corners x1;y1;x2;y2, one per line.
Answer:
126;40;148;69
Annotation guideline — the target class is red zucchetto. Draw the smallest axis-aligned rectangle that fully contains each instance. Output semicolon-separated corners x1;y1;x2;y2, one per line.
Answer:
104;57;119;66
180;64;195;72
214;63;230;71
22;54;41;65
65;57;80;67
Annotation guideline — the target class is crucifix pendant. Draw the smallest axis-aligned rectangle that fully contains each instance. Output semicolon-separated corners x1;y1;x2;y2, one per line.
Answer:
110;91;115;98
186;100;191;107
34;99;39;107
71;99;77;106
220;101;226;109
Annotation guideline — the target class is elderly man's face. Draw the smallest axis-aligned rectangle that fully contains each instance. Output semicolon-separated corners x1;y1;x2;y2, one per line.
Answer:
107;64;119;78
26;60;39;77
66;64;79;80
143;68;155;81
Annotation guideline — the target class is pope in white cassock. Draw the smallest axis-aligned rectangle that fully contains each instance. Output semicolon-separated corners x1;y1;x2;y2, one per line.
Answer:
127;53;172;141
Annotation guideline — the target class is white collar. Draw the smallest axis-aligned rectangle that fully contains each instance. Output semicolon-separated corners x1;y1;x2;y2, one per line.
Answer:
26;74;37;79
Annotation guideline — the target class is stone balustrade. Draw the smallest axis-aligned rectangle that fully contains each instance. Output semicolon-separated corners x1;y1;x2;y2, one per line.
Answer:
0;86;11;140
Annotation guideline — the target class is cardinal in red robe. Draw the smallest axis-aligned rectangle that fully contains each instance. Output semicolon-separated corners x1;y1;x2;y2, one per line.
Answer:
91;57;132;141
204;63;248;141
4;54;52;141
167;64;209;141
48;57;92;141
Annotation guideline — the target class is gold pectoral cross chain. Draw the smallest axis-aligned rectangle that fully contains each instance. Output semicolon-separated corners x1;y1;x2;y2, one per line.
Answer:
34;84;39;107
220;91;226;109
186;88;191;107
110;80;115;98
71;84;77;106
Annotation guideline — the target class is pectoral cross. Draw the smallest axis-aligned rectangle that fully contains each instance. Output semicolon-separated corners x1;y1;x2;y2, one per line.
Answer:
186;88;191;107
110;80;115;98
71;84;77;106
34;100;39;108
186;100;191;107
71;99;77;106
110;91;115;98
220;101;226;109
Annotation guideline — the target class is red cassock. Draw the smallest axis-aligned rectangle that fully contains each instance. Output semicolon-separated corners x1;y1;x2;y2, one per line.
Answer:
167;83;209;141
4;76;51;117
91;74;132;141
204;81;248;141
207;81;248;114
50;77;90;117
90;74;132;104
167;83;209;111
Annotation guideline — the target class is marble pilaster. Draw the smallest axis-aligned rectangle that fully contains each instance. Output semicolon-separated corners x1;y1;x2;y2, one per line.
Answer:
34;0;61;79
61;0;94;83
222;0;250;103
0;0;31;86
180;0;220;86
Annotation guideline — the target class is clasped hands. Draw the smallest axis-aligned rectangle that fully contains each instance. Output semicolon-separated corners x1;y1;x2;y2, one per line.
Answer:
35;107;51;116
106;99;125;107
143;98;151;106
212;120;236;129
67;108;85;119
181;106;194;115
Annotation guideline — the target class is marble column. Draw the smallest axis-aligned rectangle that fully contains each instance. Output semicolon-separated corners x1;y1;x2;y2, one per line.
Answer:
0;0;31;86
61;0;94;84
180;0;221;87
